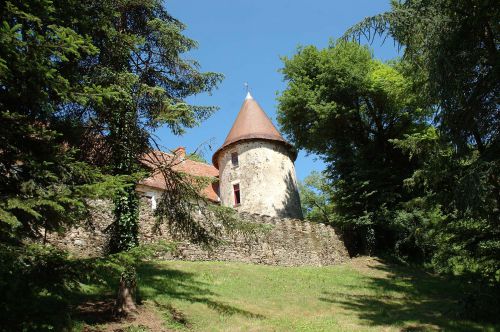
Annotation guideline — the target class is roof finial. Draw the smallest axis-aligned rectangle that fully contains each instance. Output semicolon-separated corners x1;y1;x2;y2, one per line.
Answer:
244;82;253;100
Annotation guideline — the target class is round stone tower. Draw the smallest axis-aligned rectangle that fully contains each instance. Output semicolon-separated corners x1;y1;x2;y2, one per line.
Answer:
212;92;303;219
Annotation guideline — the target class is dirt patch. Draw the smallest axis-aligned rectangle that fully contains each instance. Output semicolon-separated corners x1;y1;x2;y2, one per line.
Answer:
78;300;170;332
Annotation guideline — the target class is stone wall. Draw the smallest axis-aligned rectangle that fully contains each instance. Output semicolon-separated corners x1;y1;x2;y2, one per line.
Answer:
217;140;303;219
47;199;349;266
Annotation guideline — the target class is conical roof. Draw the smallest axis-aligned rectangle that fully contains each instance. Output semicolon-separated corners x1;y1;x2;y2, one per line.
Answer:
212;92;295;168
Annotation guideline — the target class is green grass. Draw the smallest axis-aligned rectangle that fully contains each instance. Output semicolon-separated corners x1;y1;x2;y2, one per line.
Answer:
119;257;498;332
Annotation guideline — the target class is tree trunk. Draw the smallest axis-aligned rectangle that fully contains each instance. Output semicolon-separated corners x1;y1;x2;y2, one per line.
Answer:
114;273;137;316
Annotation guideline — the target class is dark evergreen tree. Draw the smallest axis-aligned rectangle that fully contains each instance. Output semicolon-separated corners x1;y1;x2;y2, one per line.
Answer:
0;0;224;319
54;0;222;253
0;0;115;243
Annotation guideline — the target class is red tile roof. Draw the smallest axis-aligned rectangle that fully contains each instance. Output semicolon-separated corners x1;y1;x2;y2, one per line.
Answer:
138;149;219;202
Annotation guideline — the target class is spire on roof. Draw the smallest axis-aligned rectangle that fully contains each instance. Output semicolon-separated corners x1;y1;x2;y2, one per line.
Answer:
244;82;253;100
212;93;294;168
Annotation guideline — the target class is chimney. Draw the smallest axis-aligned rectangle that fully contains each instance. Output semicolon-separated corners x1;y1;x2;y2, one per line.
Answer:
174;146;186;160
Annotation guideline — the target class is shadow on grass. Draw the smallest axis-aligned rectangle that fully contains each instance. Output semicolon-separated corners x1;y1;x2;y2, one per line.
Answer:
319;258;496;332
72;262;263;329
138;262;264;319
72;298;119;326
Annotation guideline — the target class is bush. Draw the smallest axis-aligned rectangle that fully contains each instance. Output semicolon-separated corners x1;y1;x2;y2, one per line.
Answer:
0;243;79;331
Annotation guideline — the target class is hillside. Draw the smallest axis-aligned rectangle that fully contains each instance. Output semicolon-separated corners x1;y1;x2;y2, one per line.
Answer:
76;257;498;332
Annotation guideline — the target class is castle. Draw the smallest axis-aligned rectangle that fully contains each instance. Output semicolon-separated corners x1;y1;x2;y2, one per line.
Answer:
137;92;303;219
49;93;348;266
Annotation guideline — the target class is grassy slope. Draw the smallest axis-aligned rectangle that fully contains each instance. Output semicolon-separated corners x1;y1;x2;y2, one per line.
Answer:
118;257;497;332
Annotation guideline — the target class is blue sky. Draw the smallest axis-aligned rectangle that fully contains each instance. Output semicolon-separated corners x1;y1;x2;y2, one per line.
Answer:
156;0;399;181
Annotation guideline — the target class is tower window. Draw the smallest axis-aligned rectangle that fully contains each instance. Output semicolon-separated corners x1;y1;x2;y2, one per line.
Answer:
144;192;157;210
233;183;241;206
231;152;239;167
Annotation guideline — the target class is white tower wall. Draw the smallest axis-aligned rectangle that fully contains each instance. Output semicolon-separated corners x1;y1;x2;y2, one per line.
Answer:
217;140;303;219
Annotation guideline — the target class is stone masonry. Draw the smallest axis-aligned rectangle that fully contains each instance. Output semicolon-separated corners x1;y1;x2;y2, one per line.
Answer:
212;92;303;219
47;199;349;267
217;140;303;219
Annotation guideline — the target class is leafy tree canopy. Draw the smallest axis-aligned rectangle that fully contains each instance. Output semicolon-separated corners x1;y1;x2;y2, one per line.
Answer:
298;171;334;224
343;0;499;287
278;40;430;253
344;0;499;157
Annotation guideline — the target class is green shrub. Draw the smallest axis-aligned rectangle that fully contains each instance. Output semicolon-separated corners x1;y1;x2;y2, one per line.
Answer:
0;243;78;331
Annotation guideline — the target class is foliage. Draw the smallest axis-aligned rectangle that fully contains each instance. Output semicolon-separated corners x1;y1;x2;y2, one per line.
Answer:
392;129;500;285
55;0;224;252
1;0;224;251
278;40;430;254
279;0;499;300
344;0;499;157
0;0;129;243
0;243;79;331
1;0;224;250
298;171;334;223
0;0;226;326
109;184;141;253
343;0;500;289
149;151;269;247
0;241;174;331
186;152;208;163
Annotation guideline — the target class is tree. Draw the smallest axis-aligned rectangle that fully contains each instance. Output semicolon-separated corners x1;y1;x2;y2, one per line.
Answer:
0;1;127;328
0;0;118;244
69;0;224;312
1;0;224;317
344;0;500;292
278;40;430;254
345;0;499;157
299;171;334;224
54;0;224;255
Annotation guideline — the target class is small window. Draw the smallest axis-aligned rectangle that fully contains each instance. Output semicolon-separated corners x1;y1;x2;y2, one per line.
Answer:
145;193;157;210
151;195;157;210
231;152;239;167
233;184;241;206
